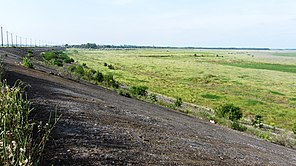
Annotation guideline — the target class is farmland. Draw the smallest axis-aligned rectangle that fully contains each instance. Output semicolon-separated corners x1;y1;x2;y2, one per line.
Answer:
67;48;296;130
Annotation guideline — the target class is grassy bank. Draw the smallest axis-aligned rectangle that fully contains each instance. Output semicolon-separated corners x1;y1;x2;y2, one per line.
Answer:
66;48;296;130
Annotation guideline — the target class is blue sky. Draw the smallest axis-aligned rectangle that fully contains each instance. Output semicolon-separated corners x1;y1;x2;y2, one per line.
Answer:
0;0;295;48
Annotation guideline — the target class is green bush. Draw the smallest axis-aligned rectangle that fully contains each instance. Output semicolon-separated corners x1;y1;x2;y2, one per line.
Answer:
94;71;104;82
231;121;247;131
130;86;148;96
175;97;183;107
23;57;34;69
108;64;115;70
215;103;242;121
42;52;56;61
252;115;264;128
118;89;131;98
148;93;158;102
292;123;296;135
104;73;119;88
68;65;85;76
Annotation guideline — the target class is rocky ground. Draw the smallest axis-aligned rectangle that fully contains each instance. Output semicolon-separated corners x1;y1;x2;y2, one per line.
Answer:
2;47;296;165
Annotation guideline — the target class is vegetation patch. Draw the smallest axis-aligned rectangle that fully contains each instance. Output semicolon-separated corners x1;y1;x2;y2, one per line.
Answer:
272;53;296;57
247;99;264;106
42;51;74;67
270;91;285;96
23;57;34;69
221;62;296;73
0;81;59;165
130;86;148;96
201;94;221;100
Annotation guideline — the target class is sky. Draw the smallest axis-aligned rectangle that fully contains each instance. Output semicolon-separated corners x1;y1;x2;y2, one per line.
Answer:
0;0;295;48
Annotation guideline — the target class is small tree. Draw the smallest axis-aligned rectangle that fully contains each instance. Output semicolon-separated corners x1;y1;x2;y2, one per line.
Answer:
216;103;242;121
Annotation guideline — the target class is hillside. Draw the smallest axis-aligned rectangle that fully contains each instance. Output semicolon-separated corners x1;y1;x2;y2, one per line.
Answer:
1;47;296;165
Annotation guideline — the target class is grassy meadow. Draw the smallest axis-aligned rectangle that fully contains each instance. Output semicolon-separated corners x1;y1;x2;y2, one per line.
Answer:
67;48;296;130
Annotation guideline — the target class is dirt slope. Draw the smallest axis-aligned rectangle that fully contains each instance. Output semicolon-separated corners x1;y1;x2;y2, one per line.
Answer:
2;48;296;165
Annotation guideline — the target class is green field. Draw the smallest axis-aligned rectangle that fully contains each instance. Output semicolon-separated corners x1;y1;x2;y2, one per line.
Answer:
67;49;296;129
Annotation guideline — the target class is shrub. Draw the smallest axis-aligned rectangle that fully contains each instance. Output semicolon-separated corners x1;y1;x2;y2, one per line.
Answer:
23;57;34;69
130;86;148;96
104;73;119;88
252;115;264;128
68;65;85;76
118;89;131;98
94;71;104;82
215;103;242;121
231;121;247;131
175;97;183;107
148;93;158;102
42;52;56;61
27;52;34;58
108;64;115;70
292;123;296;135
104;62;108;67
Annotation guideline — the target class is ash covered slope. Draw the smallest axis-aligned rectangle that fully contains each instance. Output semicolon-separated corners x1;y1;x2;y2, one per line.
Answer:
2;47;296;165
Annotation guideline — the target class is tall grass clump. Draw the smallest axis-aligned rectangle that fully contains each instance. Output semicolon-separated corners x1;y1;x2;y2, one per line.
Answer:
23;57;34;69
0;81;59;165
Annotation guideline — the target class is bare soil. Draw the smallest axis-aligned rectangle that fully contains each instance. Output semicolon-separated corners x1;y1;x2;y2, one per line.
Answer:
2;47;296;165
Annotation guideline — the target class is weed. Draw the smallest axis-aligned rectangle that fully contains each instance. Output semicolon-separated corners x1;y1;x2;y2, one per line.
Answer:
252;115;264;128
148;93;158;102
215;103;242;121
108;64;115;70
292;123;296;135
231;121;247;131
104;73;119;88
175;97;183;107
0;81;60;165
23;57;34;69
130;86;148;96
118;89;131;98
94;71;104;82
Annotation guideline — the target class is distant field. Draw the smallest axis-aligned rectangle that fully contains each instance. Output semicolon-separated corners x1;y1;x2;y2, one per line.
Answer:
67;49;296;129
272;52;296;57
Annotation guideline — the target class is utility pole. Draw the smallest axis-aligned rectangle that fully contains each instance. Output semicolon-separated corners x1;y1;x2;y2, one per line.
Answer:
25;38;27;47
20;37;22;47
6;31;9;47
11;33;13;47
30;38;32;47
1;27;3;47
16;35;18;47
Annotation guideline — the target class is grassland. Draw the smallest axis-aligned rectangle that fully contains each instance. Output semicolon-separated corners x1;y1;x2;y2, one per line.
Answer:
67;49;296;130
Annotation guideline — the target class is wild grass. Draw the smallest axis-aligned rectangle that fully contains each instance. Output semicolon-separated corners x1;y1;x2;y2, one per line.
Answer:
0;81;60;165
66;48;296;130
220;62;296;73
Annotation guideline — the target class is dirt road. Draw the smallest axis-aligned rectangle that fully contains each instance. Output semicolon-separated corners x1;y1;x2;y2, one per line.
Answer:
2;47;296;165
